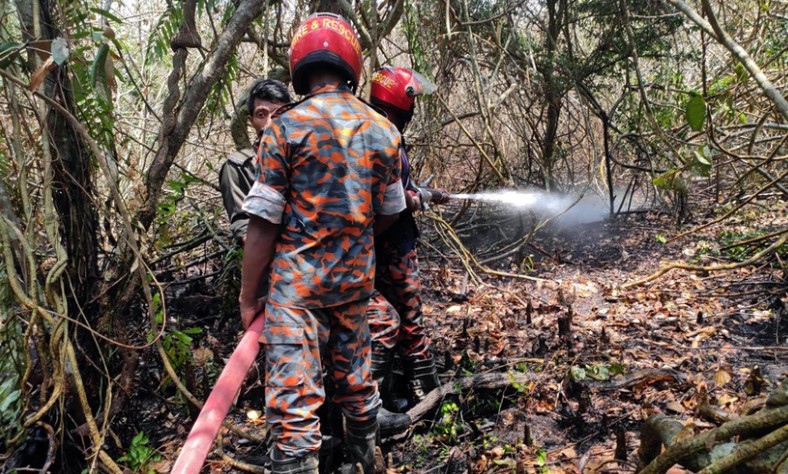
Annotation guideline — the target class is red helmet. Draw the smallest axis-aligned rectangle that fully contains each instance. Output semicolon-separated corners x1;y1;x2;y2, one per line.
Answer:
289;13;362;95
370;67;436;114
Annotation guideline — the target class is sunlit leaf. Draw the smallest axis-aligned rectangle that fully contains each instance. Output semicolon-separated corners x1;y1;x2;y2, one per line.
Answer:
586;364;610;381
685;94;706;131
714;368;732;387
90;6;124;25
734;63;748;83
91;43;110;87
653;168;680;190
0;389;21;412
570;366;586;381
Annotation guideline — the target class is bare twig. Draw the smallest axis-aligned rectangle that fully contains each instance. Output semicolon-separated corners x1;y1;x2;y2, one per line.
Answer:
668;0;788;121
623;231;788;289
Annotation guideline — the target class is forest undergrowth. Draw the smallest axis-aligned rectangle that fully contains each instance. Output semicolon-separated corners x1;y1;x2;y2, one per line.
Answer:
95;191;786;474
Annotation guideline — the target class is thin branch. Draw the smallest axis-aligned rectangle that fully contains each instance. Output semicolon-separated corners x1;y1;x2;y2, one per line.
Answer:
668;0;788;121
623;232;788;289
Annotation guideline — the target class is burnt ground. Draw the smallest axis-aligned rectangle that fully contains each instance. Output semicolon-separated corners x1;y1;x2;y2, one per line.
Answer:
113;200;786;474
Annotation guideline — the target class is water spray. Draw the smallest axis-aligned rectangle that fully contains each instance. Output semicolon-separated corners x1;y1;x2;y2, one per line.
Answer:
448;189;610;224
450;190;540;208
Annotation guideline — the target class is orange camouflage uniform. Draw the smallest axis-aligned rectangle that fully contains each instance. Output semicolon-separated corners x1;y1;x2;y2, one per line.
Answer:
242;82;405;460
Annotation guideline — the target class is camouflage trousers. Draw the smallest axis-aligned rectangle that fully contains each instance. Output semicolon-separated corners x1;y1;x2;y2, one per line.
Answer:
262;299;381;460
367;289;400;351
375;243;432;361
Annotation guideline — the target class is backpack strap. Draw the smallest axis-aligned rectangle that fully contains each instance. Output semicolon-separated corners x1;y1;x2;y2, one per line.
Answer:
228;148;255;166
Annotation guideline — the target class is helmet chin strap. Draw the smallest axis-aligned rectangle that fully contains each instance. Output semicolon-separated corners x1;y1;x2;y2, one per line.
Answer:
399;107;414;133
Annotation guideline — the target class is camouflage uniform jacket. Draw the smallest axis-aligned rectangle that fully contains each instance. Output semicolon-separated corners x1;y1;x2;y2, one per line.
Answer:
242;83;406;309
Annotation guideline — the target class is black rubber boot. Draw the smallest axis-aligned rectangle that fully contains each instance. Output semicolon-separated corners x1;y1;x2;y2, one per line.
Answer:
371;348;411;437
345;418;379;474
406;353;440;406
269;452;319;474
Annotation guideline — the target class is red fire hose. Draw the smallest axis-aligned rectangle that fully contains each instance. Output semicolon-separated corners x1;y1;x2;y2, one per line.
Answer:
171;315;265;474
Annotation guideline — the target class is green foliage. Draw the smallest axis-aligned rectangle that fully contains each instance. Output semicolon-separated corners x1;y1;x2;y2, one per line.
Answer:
61;0;92;41
147;291;201;389
685;94;706;131
734;63;748;83
652;168;680;190
570;363;617;381
535;447;548;470
118;431;160;473
0;41;25;70
509;367;529;393
145;5;183;64
609;362;625;376
434;401;461;443
718;230;788;262
90;43;110;87
90;6;124;25
708;75;736;96
162;327;202;376
0;266;26;447
157;172;199;225
61;9;122;150
458;350;479;377
202;50;239;122
688;146;714;177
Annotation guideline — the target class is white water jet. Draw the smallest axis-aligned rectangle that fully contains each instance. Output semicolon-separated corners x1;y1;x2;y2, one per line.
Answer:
451;189;610;225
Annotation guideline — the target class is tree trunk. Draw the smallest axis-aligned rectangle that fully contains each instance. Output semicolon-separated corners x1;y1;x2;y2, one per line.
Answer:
15;0;99;309
540;0;564;192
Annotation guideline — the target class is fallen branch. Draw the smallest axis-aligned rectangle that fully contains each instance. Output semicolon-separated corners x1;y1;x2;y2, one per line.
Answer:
598;368;687;392
623;232;788;289
666;169;788;244
697;423;788;474
638;405;788;474
406;372;535;423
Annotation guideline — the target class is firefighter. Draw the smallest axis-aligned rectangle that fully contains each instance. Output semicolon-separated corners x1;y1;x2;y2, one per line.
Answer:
238;13;406;474
369;66;450;408
220;78;408;444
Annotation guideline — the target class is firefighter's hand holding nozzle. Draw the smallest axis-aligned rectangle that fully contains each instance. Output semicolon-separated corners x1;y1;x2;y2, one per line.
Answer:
406;189;422;211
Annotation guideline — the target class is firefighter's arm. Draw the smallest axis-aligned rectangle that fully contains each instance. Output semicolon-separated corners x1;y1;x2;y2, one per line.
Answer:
239;216;277;329
238;123;289;328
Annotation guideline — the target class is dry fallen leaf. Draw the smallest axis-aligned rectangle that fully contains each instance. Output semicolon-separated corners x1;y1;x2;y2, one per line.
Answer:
713;368;732;387
28;56;56;91
666;401;685;414
149;460;172;473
